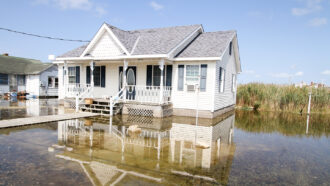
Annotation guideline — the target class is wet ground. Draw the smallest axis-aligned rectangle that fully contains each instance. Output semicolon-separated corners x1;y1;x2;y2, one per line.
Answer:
0;99;329;185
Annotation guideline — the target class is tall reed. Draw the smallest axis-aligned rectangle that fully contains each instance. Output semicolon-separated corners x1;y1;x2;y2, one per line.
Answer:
236;83;330;113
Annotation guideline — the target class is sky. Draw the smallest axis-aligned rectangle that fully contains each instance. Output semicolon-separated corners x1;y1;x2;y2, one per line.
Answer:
0;0;329;85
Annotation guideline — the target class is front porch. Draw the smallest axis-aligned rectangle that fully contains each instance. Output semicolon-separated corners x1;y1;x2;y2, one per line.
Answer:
60;59;173;117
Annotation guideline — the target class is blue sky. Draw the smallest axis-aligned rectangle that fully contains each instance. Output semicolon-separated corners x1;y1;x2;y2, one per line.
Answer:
0;0;329;84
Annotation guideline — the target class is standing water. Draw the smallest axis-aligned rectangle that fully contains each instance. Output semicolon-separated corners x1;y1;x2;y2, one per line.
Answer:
0;100;329;185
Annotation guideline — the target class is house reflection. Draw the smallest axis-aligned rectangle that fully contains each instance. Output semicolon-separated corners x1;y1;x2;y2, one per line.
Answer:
56;112;236;185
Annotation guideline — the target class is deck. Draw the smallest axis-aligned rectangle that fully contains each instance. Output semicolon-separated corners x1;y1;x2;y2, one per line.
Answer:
0;112;100;129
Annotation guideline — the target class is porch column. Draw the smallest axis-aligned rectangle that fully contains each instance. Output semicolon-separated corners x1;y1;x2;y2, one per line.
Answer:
90;61;95;98
159;59;164;104
123;59;128;99
64;61;68;97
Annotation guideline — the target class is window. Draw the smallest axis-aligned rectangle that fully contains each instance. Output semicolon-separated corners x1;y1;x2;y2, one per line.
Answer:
68;67;76;84
219;67;225;92
146;65;171;87
48;77;58;88
229;41;233;56
17;75;25;86
186;65;199;85
0;73;8;85
232;74;236;92
86;66;106;87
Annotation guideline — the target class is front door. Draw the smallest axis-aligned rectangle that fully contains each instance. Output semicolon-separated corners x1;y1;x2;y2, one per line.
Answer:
119;66;136;100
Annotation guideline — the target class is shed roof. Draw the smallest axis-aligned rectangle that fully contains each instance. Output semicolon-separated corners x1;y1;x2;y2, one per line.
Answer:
0;55;53;75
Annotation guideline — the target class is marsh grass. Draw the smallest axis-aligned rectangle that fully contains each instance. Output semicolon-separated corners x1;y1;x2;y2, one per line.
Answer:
236;83;330;113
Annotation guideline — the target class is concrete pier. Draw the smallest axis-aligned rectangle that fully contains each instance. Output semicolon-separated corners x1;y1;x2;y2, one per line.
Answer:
0;112;100;129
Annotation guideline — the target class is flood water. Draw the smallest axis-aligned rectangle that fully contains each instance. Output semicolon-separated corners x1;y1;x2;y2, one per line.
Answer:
0;100;329;185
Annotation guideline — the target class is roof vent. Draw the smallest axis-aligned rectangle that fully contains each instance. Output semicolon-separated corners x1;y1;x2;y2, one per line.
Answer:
2;53;9;56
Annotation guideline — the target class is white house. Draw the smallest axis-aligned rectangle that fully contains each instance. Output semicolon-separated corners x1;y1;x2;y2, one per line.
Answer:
53;23;241;118
0;54;58;97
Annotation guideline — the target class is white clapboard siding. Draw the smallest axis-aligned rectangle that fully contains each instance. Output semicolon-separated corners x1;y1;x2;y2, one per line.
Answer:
171;61;216;111
213;44;238;111
89;31;124;57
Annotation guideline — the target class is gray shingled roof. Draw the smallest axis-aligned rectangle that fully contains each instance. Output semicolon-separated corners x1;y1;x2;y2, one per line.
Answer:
0;55;53;75
176;31;236;58
57;44;88;58
113;24;201;55
57;24;235;58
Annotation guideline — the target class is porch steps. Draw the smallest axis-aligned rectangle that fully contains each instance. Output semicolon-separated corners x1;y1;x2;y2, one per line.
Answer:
80;100;122;116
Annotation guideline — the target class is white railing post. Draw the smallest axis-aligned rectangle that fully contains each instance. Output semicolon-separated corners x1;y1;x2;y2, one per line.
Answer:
110;99;113;116
159;59;164;104
75;95;79;112
64;61;68;98
90;61;95;98
123;59;128;101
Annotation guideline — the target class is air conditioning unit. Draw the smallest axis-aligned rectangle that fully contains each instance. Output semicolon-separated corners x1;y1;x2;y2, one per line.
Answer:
186;84;196;92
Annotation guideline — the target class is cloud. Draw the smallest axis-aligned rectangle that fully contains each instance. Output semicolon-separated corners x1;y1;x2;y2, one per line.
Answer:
291;0;323;16
309;17;327;26
271;71;304;78
150;1;163;11
33;0;106;15
321;70;330;75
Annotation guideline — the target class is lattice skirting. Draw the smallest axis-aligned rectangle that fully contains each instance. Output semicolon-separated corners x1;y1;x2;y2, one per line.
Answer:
123;103;173;118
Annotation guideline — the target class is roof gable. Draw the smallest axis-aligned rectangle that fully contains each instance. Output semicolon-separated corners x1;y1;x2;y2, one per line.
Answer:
80;24;130;57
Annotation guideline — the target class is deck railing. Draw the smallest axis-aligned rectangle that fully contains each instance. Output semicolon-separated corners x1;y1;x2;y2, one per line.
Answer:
125;85;171;104
65;83;91;97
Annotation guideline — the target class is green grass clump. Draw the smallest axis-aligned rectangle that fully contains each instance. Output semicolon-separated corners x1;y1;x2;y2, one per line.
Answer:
236;83;330;113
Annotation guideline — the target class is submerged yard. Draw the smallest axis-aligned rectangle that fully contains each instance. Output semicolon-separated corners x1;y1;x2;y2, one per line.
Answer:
0;99;329;185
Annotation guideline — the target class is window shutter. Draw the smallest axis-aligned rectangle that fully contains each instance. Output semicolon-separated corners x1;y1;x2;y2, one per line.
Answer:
229;41;232;55
75;66;80;84
101;66;106;88
219;67;222;92
200;64;207;91
166;65;172;87
146;65;152;86
86;66;90;84
178;65;184;91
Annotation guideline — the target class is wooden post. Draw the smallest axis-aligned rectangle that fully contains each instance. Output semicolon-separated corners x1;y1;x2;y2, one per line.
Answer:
307;91;312;115
159;59;164;104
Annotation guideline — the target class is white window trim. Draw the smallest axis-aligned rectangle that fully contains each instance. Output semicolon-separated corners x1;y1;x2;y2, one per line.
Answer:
219;67;225;93
68;67;76;84
232;74;236;92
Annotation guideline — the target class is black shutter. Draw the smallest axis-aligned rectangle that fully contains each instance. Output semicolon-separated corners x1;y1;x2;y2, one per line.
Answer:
219;67;222;92
101;66;106;87
166;65;172;87
146;65;152;86
229;41;232;55
178;65;184;91
75;66;80;84
86;66;90;84
119;67;123;91
200;64;207;91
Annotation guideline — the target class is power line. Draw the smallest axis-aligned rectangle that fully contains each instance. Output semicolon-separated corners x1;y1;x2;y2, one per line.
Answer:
0;27;90;42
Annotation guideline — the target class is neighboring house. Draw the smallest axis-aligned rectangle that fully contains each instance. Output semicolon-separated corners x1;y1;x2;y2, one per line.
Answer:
53;23;241;118
0;54;58;97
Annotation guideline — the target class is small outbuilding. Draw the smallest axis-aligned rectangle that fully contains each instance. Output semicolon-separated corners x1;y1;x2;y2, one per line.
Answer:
0;54;58;97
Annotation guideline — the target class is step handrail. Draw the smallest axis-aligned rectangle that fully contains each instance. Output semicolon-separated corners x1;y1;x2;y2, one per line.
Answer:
109;87;125;116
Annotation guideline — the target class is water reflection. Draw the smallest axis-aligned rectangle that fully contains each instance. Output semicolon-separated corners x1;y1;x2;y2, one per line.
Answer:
55;113;236;185
0;99;65;120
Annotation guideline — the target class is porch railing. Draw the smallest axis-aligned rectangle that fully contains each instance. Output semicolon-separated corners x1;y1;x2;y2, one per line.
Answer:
125;85;171;104
65;84;91;98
